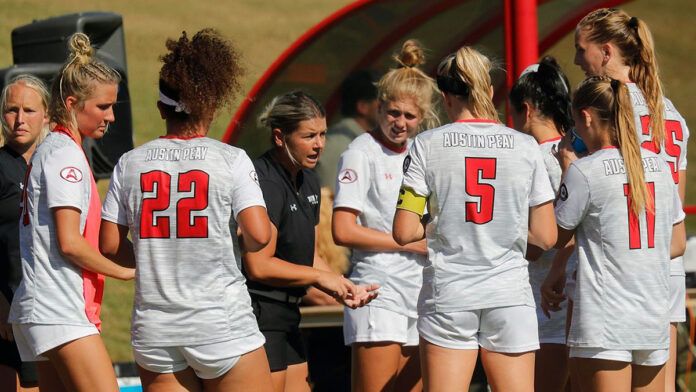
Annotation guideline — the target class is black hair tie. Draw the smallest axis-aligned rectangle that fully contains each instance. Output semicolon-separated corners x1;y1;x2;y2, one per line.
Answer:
610;78;620;93
628;16;639;30
437;75;470;97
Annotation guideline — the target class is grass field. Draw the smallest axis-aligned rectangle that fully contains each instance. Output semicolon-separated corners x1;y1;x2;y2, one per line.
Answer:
1;0;695;363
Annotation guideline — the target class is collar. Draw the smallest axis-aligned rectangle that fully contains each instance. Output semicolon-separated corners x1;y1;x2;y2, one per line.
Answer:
539;136;562;145
455;119;498;124
367;131;407;154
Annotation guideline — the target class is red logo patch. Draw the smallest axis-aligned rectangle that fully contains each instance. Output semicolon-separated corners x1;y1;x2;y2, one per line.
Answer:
60;167;83;183
338;169;357;184
249;170;259;185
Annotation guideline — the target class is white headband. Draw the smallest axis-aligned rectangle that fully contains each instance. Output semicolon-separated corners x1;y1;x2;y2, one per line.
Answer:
159;90;190;114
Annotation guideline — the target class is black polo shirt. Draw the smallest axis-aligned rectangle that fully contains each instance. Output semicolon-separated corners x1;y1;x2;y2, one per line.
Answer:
247;150;320;297
0;146;29;301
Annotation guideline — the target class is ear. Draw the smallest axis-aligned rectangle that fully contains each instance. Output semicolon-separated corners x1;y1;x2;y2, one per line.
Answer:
581;109;593;129
522;101;533;122
64;96;78;112
441;92;452;108
271;128;284;148
601;43;613;64
489;84;494;99
355;99;372;117
156;101;167;120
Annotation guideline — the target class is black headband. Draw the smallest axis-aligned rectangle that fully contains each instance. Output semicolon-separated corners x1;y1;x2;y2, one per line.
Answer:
437;75;470;97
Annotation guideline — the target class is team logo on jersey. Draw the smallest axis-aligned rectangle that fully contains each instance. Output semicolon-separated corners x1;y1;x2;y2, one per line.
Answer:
307;194;319;205
338;169;357;184
290;203;298;212
60;167;83;183
249;170;259;185
559;184;568;201
403;155;411;173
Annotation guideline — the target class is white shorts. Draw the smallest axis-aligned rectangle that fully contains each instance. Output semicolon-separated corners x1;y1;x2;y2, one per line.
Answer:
670;275;686;323
569;347;669;366
343;305;418;346
133;332;265;380
12;323;99;362
418;305;539;353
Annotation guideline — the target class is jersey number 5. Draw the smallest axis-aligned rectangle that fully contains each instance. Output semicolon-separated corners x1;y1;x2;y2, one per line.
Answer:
140;170;209;239
639;115;683;184
465;157;496;224
623;182;656;249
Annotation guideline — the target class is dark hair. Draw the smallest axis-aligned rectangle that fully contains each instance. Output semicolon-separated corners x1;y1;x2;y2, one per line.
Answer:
340;69;380;117
159;28;244;125
509;56;573;134
258;91;325;138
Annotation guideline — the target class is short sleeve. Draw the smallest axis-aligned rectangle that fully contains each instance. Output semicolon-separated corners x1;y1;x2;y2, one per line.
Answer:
401;136;429;197
554;163;591;230
333;149;370;212
44;146;90;211
230;152;267;219
671;183;686;224
258;177;285;229
679;118;689;171
101;157;129;225
529;144;555;206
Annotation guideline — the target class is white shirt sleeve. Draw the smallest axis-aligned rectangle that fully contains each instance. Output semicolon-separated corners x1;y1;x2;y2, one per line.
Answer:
44;145;91;211
529;144;555;206
401;135;429;197
230;151;266;219
333;149;370;213
102;157;129;225
679;118;689;171
554;163;590;230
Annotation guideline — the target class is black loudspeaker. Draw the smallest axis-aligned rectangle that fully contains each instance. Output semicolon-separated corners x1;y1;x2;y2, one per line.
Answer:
0;12;133;179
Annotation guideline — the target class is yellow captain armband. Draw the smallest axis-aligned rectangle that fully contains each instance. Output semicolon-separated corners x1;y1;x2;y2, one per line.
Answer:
396;186;427;216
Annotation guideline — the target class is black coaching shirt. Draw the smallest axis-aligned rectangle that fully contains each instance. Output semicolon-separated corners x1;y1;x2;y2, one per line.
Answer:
248;150;320;297
0;146;29;302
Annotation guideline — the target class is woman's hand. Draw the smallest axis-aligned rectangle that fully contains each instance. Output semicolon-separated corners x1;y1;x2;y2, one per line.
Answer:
553;133;581;175
314;270;355;299
342;284;380;309
540;266;566;318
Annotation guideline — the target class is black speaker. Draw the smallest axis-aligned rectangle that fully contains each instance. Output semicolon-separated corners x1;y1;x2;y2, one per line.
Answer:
0;11;133;179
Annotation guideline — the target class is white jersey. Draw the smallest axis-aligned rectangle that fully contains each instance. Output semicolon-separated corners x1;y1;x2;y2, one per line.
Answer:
402;120;555;314
627;82;689;276
9;132;94;326
555;147;684;350
102;136;266;347
528;137;572;341
333;132;424;318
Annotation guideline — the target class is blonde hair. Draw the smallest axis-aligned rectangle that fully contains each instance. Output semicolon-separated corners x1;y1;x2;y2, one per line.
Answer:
376;40;439;130
437;46;499;122
49;33;121;129
577;8;664;148
573;76;650;216
1;74;50;146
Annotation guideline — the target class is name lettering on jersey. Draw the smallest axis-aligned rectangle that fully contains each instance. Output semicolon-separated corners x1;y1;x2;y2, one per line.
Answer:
307;194;319;205
443;132;514;149
385;173;392;180
145;147;209;162
60;166;83;183
338;169;357;183
290;203;298;212
629;90;646;106
603;156;662;176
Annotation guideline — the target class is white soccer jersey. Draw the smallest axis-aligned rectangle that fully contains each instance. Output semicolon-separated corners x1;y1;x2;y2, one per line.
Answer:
9;132;94;326
627;82;690;276
102;136;266;347
555;147;684;350
528;137;572;341
402;120;555;314
334;132;425;318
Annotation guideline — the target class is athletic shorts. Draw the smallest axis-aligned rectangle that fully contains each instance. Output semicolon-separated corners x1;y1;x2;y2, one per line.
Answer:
569;347;669;366
133;332;265;380
343;305;418;346
418;305;539;353
250;293;306;372
670;275;686;323
12;323;98;362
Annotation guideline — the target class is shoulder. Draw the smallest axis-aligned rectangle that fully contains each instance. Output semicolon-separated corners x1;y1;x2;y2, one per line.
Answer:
345;133;376;153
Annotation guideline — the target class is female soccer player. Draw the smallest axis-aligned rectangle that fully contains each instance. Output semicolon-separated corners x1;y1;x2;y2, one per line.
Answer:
8;33;134;392
100;29;275;392
244;91;378;392
509;56;575;392
0;75;50;391
554;76;686;391
392;46;557;392
572;9;690;388
331;40;438;392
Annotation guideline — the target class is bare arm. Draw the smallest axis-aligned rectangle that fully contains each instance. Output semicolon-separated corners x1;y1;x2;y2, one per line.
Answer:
540;238;575;317
671;220;686;259
54;207;133;280
528;201;557;251
392;209;425;246
333;208;426;254
99;220;135;268
237;206;272;253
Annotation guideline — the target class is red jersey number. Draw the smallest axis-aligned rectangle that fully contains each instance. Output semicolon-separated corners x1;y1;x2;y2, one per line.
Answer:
140;170;209;239
623;182;656;249
465;157;496;224
638;115;683;184
20;164;33;226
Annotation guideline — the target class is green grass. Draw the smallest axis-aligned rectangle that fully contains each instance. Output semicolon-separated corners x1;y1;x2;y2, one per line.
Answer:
4;0;696;363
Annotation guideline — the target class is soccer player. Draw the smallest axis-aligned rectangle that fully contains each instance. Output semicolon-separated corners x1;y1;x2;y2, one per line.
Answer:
8;33;133;392
100;29;275;392
509;56;575;392
392;46;557;392
572;10;690;389
554;76;686;391
244;91;379;392
332;40;438;392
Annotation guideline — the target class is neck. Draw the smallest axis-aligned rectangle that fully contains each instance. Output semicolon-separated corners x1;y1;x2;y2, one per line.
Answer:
165;120;208;138
606;63;631;83
372;126;406;151
272;148;301;184
528;118;562;144
8;142;37;164
449;106;477;122
587;127;615;153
